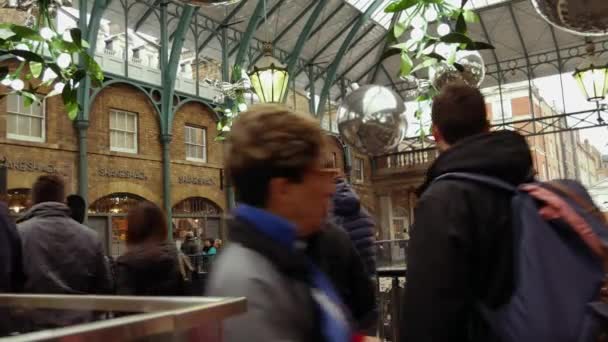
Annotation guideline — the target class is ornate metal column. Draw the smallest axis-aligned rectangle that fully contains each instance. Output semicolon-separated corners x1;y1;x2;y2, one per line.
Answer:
160;1;196;237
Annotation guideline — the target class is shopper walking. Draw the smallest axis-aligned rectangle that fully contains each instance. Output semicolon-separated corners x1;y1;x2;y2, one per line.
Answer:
115;201;187;296
206;105;352;342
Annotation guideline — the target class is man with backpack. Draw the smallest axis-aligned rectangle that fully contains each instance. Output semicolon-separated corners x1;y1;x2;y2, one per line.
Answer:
401;83;534;341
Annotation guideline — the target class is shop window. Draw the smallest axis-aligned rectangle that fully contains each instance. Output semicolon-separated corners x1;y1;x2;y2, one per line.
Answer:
110;109;138;154
7;94;45;142
172;197;222;242
185;125;207;162
89;193;146;258
354;157;364;182
6;188;31;215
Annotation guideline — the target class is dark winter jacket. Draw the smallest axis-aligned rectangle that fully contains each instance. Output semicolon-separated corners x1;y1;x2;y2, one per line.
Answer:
0;203;24;293
308;223;377;330
332;178;376;274
401;131;534;342
115;242;186;296
0;203;24;336
17;202;113;329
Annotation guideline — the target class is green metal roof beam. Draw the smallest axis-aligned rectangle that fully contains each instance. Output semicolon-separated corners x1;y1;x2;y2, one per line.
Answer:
228;0;289;58
196;0;248;55
370;12;398;83
309;3;347;41
134;0;161;32
163;4;197;132
234;0;266;67
293;14;360;77
316;0;385;120
281;0;330;103
305;23;376;90
333;34;385;89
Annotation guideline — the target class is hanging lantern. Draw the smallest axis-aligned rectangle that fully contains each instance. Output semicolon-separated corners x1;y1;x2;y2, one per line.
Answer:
573;41;608;102
248;43;289;103
182;0;243;6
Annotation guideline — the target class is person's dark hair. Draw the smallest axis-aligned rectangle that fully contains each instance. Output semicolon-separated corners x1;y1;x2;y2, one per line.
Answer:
227;105;324;207
31;175;65;204
126;201;168;245
207;238;215;245
431;83;489;145
67;194;86;224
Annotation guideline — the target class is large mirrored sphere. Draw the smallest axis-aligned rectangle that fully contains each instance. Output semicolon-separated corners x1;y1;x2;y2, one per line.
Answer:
532;0;608;36
429;51;485;91
337;85;407;156
183;0;242;6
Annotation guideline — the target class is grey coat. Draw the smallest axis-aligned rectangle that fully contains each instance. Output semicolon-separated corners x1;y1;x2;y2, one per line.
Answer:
17;202;113;328
206;219;320;342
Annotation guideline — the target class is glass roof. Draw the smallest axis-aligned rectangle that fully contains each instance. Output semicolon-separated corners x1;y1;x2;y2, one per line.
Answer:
346;0;511;29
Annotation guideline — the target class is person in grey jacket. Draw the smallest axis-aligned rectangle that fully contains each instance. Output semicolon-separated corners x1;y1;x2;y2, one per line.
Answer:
17;175;113;330
206;106;353;342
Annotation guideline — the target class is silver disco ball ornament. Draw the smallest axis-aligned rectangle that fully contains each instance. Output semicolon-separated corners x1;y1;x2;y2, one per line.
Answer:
337;85;407;156
532;0;608;36
182;0;242;6
429;51;485;91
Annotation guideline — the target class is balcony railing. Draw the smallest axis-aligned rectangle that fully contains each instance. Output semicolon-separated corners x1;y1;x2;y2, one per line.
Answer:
373;148;438;173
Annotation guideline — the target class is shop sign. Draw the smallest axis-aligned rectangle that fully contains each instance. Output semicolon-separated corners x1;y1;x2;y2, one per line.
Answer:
98;168;147;180
178;175;215;186
0;157;57;174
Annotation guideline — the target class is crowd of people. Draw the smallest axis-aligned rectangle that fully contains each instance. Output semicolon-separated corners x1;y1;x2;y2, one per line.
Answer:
0;82;607;341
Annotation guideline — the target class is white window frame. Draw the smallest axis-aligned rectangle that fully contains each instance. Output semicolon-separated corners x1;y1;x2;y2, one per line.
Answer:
492;99;513;122
354;157;364;182
6;94;45;143
109;109;138;154
185;125;207;163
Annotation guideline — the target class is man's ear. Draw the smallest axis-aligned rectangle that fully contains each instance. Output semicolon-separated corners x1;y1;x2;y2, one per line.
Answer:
268;177;290;202
431;124;443;143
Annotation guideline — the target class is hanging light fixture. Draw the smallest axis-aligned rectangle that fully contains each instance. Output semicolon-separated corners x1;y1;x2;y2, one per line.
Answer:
573;40;608;102
248;42;289;103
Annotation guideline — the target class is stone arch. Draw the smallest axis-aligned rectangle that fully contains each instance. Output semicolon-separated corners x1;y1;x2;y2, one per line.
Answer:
90;80;161;124
88;192;146;214
88;82;163;157
172;196;223;216
89;181;161;208
171;101;224;165
172;191;225;212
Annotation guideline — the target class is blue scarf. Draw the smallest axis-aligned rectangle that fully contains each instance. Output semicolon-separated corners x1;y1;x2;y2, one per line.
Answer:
233;204;352;342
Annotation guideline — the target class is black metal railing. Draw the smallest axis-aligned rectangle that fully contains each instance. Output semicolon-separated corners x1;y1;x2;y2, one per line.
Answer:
375;240;407;341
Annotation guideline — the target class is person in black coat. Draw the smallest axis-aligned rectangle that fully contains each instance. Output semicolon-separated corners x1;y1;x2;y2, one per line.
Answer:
332;177;377;275
308;222;377;331
401;84;534;341
0;202;25;336
66;194;86;224
115;202;186;296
